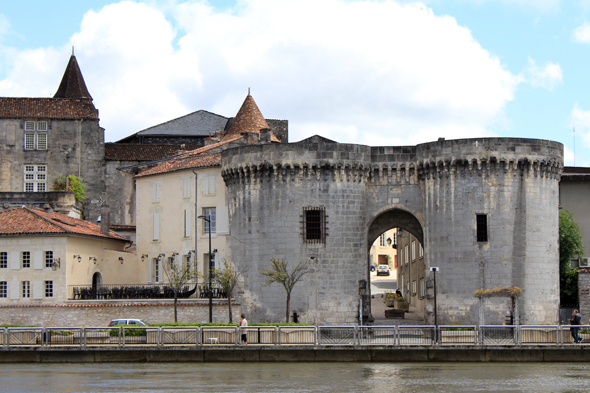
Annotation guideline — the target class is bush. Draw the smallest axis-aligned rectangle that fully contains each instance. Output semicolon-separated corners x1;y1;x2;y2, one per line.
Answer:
149;322;312;327
108;327;147;337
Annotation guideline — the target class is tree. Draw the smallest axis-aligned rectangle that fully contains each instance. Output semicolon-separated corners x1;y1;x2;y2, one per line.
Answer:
559;210;585;305
260;258;311;323
162;254;197;322
52;175;87;202
210;259;243;323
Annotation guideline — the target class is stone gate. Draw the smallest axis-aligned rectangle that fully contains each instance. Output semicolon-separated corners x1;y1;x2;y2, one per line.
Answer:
222;136;563;325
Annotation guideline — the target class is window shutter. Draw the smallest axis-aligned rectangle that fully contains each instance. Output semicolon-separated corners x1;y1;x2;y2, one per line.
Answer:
9;281;19;299
183;178;191;197
202;176;209;194
156;183;161;200
32;281;43;299
10;252;19;270
146;258;153;284
216;252;225;269
152;184;156;201
33;251;43;270
184;209;191;237
217;206;229;234
209;176;216;194
153;213;160;241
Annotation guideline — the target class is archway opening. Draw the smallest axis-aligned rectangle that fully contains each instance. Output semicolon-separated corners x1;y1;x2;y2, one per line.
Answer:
367;208;425;324
92;272;102;293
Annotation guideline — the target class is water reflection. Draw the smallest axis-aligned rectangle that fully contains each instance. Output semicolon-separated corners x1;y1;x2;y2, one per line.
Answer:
1;362;589;393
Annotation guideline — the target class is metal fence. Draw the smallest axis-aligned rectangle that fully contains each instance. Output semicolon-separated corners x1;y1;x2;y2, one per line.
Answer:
2;325;590;348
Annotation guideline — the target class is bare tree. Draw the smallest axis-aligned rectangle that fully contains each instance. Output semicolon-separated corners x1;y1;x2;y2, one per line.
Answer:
260;258;311;323
163;254;197;323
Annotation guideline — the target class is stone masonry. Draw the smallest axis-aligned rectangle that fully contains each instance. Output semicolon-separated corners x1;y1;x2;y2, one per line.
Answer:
222;136;563;325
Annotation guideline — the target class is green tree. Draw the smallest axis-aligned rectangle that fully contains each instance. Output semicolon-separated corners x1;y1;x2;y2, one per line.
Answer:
559;210;585;305
51;175;87;202
163;254;197;322
260;258;311;323
210;259;243;323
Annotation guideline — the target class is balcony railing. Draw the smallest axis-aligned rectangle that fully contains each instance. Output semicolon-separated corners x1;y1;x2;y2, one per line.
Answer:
67;284;228;300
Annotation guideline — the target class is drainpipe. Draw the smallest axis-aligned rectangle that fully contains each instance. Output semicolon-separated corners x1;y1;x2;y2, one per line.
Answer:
192;170;198;287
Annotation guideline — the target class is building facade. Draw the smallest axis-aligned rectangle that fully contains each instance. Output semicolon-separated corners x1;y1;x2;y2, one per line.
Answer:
0;55;105;221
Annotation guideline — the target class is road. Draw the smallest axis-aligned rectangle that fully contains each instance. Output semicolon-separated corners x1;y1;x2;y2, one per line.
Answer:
369;270;397;295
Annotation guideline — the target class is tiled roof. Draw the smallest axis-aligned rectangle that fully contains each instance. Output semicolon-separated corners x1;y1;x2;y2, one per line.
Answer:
134;110;228;137
0;98;98;120
53;55;92;99
134;137;242;178
0;207;128;241
225;95;270;136
105;143;202;161
563;166;590;174
135;151;221;178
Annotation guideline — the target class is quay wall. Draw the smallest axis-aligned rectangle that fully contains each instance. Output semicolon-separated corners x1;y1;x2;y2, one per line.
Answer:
3;347;590;363
0;300;235;327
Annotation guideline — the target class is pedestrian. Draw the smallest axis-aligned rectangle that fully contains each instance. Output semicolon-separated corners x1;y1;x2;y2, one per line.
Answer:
568;309;583;344
239;314;248;344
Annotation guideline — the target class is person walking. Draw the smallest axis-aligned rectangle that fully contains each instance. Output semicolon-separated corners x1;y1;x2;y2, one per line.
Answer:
239;314;248;344
568;309;583;344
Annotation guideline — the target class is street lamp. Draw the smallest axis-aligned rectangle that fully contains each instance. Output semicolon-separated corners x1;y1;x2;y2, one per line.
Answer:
430;267;439;342
198;215;213;323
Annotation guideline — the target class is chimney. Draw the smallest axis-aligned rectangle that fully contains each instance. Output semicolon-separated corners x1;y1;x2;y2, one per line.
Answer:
100;204;110;235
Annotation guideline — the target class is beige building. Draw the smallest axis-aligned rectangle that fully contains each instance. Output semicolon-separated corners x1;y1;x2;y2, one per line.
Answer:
0;207;135;303
396;228;426;314
369;229;397;270
134;94;282;287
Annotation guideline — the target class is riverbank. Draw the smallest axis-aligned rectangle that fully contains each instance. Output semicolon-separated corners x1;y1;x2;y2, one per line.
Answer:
4;345;590;363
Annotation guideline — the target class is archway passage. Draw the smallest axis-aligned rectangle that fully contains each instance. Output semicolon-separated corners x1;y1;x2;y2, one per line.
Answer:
367;209;426;324
92;272;102;292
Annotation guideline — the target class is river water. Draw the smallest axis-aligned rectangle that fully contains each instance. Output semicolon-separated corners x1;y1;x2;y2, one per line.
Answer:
2;362;590;392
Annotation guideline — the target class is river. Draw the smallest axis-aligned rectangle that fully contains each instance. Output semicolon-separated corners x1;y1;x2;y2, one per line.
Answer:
2;362;589;392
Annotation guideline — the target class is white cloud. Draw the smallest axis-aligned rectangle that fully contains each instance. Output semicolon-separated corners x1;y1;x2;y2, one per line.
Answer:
571;103;590;151
573;21;590;43
0;0;520;145
524;58;562;91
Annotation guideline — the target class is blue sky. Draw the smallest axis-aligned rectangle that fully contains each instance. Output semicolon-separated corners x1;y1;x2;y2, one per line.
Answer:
0;0;589;166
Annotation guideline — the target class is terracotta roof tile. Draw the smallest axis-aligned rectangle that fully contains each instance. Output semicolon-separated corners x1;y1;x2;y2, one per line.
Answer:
0;98;98;120
0;207;128;241
225;95;270;136
105;143;202;161
135;151;222;178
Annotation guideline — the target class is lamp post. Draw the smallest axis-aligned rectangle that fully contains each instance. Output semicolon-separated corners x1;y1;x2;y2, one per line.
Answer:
198;215;213;323
430;267;439;342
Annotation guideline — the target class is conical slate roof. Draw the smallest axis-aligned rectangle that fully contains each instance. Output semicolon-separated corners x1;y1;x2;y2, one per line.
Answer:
225;94;270;136
53;55;92;99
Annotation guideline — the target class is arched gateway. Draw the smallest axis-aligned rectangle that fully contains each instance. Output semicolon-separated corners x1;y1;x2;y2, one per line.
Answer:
222;136;563;325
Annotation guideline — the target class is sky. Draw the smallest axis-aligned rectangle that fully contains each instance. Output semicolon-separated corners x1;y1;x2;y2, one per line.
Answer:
0;0;589;166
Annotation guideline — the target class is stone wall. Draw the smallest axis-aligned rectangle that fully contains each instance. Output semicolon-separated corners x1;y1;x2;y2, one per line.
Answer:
0;300;236;327
222;136;563;325
579;269;590;323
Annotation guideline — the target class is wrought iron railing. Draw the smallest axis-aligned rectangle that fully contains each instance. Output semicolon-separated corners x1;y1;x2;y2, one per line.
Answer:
2;325;589;348
67;284;228;300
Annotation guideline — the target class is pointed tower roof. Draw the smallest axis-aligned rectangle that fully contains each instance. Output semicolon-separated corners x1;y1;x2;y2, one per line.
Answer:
53;55;92;99
224;94;270;137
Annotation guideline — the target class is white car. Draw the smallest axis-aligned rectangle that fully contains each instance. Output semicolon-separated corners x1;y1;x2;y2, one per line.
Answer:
108;319;147;327
376;264;390;276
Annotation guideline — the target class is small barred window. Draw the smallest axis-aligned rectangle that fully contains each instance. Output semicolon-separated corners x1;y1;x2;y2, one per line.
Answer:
476;214;488;242
302;206;327;244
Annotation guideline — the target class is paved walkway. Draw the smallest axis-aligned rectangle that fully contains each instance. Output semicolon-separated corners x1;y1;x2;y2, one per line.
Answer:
370;293;425;325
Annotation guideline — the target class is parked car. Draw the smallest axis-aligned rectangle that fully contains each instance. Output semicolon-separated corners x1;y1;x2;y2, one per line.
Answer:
370;264;375;272
108;319;147;327
376;264;390;276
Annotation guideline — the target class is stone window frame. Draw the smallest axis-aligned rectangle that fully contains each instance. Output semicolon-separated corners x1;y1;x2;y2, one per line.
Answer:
37;133;47;150
302;206;327;244
0;281;6;298
419;243;424;258
0;252;6;269
24;133;35;150
476;213;488;242
24;121;35;131
411;240;416;261
22;281;30;298
44;280;53;297
412;280;417;296
420;278;425;299
379;233;386;247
